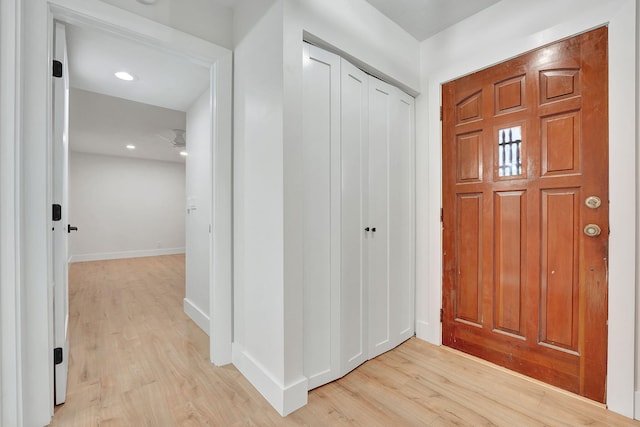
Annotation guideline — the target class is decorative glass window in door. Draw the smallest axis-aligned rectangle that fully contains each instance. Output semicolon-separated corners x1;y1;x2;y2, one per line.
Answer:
498;126;522;177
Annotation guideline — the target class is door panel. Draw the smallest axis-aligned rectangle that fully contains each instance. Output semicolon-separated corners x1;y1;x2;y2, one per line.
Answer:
52;21;70;405
389;93;415;341
302;43;341;389
493;190;525;336
457;132;482;182
368;80;391;356
442;27;608;402
540;189;579;352
456;193;482;325
340;58;368;375
368;78;415;359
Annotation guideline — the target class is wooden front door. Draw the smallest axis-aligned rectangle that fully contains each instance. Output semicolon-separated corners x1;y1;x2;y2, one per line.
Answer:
442;27;608;402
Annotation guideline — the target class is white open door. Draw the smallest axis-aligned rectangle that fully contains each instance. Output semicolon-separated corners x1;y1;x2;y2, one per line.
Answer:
52;21;70;405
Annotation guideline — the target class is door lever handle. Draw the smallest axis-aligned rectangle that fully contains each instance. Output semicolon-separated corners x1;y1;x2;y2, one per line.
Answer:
68;224;78;233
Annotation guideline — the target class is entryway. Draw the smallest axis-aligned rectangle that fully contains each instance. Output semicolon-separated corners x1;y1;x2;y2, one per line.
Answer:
441;27;608;402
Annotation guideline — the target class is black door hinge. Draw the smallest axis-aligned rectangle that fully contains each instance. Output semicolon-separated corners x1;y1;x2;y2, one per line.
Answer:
440;106;443;121
440;207;443;223
440;308;444;323
52;60;63;78
53;204;62;221
54;347;63;365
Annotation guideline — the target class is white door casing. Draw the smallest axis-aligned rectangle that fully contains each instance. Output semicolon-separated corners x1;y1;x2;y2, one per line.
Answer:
0;0;22;425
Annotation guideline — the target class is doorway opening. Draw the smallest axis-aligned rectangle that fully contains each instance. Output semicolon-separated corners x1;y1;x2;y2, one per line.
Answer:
56;19;211;405
43;1;232;418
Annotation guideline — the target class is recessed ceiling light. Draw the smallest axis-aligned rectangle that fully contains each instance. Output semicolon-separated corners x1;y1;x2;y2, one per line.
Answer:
126;144;136;150
115;71;137;81
179;151;188;157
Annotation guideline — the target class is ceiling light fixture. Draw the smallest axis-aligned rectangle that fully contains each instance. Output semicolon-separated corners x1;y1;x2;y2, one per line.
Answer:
115;71;137;81
126;144;136;150
179;151;188;157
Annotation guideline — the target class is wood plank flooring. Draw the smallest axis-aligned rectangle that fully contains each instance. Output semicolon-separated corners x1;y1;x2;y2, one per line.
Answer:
50;255;639;426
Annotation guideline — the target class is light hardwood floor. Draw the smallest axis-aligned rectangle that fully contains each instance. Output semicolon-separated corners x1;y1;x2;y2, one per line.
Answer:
50;255;638;426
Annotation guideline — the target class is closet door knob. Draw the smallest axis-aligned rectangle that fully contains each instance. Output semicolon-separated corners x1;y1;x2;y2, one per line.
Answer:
364;227;370;232
371;227;376;232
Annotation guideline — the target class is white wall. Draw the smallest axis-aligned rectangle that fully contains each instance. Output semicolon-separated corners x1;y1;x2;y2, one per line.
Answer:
232;0;419;416
68;152;185;261
415;0;637;418
233;0;297;415
184;89;211;334
233;0;276;46
98;0;233;49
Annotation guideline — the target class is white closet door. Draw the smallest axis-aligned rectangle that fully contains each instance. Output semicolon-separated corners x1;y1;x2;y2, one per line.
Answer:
368;78;415;359
368;78;392;357
340;58;368;375
388;87;415;347
302;43;342;389
302;43;415;387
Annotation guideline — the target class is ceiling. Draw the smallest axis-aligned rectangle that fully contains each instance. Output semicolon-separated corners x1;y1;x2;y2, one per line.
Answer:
66;0;499;163
364;0;501;41
69;88;188;163
66;24;210;112
65;24;207;163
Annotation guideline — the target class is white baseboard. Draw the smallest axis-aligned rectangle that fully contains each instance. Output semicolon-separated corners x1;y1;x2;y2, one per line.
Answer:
416;319;440;345
183;298;210;335
635;391;640;420
232;343;308;416
69;247;185;263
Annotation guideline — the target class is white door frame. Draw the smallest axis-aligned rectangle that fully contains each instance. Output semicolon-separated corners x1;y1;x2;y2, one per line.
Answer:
6;0;233;425
0;0;23;425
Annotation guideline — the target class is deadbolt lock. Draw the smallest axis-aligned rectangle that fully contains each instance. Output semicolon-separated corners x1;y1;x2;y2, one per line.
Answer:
585;196;602;209
584;224;601;237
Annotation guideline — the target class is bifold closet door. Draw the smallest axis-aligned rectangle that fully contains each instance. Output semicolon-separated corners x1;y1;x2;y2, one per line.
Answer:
368;78;415;359
302;43;341;389
340;58;368;376
302;42;415;389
